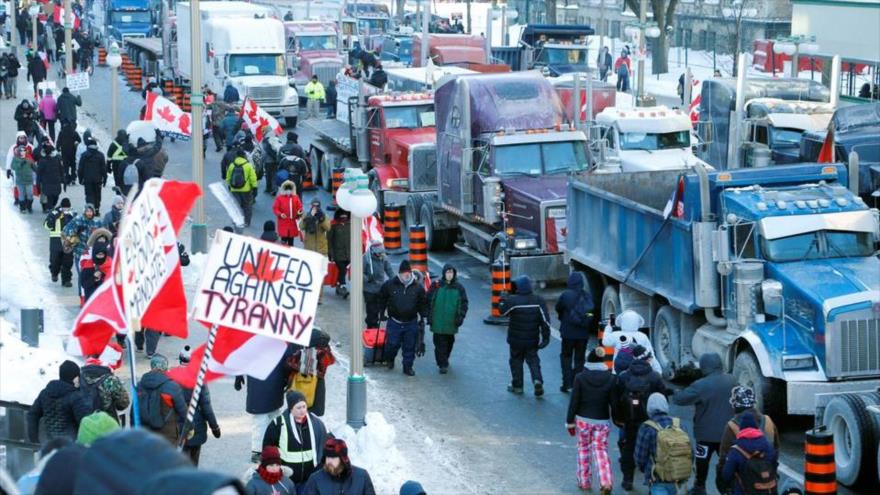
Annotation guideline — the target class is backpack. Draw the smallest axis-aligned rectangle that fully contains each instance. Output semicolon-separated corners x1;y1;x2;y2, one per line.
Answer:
566;292;594;329
80;373;110;413
646;418;693;482
137;382;173;430
123;159;139;187
230;163;246;189
250;147;265;180
620;374;651;423
732;445;778;494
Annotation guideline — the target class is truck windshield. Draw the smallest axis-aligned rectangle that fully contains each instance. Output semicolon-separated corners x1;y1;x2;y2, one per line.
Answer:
541;48;588;65
770;127;803;147
110;11;151;24
620;130;690;151
298;35;338;51
763;230;875;262
383;105;435;129
228;55;285;77
358;18;387;32
852;142;880;162
495;141;588;176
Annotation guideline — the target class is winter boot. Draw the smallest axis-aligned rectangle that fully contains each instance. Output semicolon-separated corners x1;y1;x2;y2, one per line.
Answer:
26;199;33;213
507;384;524;395
403;368;415;377
534;380;544;397
52;274;58;282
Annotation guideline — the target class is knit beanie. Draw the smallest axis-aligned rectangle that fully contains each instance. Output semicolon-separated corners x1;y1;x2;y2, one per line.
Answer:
646;392;669;416
730;385;757;411
587;347;606;363
59;360;80;384
77;411;121;447
60;198;72;208
399;260;412;273
400;480;427;495
263;220;276;232
260;446;282;466
286;390;307;410
150;354;169;371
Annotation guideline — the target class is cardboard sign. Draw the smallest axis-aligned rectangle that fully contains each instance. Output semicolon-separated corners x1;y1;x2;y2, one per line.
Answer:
192;230;327;346
66;71;90;92
119;180;176;319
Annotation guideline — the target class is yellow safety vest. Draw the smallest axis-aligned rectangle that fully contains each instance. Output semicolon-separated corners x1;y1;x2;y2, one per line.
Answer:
110;142;127;161
277;413;316;466
304;81;325;101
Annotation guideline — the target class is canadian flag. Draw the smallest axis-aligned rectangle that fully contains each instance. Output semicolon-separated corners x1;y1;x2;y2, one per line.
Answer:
689;78;703;125
53;5;82;30
67;255;126;357
239;97;283;143
361;214;384;251
144;91;192;139
166;326;289;388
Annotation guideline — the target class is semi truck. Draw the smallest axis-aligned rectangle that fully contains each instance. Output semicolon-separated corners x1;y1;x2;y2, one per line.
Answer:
284;20;344;98
567;161;880;416
104;0;154;40
410;33;505;73
491;24;593;76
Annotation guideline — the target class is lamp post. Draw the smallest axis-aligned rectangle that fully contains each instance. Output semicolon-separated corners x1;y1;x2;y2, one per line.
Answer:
27;4;38;53
106;41;123;137
336;169;377;429
625;12;661;106
190;0;207;254
63;0;72;76
773;35;819;79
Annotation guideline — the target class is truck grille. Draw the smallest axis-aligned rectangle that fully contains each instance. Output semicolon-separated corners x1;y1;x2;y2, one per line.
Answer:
827;310;880;378
409;145;436;192
313;63;342;87
247;86;284;104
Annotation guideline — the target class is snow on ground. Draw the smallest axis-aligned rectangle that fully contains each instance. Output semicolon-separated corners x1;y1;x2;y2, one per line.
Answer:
0;317;71;405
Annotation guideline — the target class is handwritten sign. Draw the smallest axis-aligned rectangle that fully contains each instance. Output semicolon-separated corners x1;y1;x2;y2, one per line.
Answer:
66;71;90;92
192;230;327;346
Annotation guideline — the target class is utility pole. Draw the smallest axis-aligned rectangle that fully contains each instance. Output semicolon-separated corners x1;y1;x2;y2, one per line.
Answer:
64;0;72;75
10;0;18;55
420;0;429;66
190;0;207;253
598;0;605;54
636;0;647;106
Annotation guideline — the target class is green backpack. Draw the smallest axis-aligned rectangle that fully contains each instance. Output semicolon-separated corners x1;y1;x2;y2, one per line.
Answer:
646;417;693;482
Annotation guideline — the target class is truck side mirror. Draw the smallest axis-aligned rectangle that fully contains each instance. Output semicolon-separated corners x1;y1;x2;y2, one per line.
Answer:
761;279;784;318
695;121;714;146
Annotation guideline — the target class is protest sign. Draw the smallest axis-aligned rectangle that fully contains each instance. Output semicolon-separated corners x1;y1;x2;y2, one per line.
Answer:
192;230;327;346
66;71;90;92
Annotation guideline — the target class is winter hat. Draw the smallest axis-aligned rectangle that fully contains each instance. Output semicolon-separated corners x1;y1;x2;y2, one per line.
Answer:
730;385;757;411
616;310;644;332
738;411;759;430
112;195;125;208
286;390;307;409
287;131;298;142
84;203;96;215
60;197;72;208
77;411;121;446
92;239;109;259
59;360;80;384
323;438;350;464
35;444;87;495
150;354;169;371
587;347;606;363
178;345;192;365
646;392;669;416
263;220;276;232
400;480;427;495
399;260;412;273
260;446;282;466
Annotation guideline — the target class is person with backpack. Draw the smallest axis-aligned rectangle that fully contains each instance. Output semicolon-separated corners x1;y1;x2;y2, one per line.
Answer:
635;393;693;494
566;347;619;494
500;275;551;396
326;209;352;296
27;360;91;443
56;86;82;126
720;412;778;495
717;386;780;493
226;153;258;227
617;347;669;491
615;51;631;92
555;272;595;393
176;350;221;466
79;356;130;425
261;124;282;194
272;180;303;246
136;354;187;445
56;121;81;185
672;352;737;495
221;139;247;180
426;263;468;374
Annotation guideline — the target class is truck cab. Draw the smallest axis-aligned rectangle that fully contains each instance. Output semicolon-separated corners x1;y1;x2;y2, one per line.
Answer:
496;24;594;76
105;0;155;39
343;2;391;36
284;21;344;98
742;98;833;165
594;106;712;172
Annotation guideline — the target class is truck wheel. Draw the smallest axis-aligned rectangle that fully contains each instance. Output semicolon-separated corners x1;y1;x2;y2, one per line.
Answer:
285;117;298;128
732;351;784;418
490;241;504;264
652;306;680;379
405;195;424;230
309;148;322;190
823;394;878;486
601;285;621;322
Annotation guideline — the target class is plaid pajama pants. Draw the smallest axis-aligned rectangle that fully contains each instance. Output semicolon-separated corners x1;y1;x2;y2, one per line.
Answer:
576;419;613;490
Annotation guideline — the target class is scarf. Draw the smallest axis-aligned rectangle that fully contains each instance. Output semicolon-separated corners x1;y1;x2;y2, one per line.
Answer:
257;465;283;485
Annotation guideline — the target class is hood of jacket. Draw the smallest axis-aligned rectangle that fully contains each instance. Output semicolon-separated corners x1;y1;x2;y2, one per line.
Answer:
583;367;614;387
439;263;457;286
513;275;533;295
45;379;79;399
115;130;129;144
139;370;171;390
566;271;585;291
81;364;111;385
627;358;653;377
279;180;297;196
699;352;723;376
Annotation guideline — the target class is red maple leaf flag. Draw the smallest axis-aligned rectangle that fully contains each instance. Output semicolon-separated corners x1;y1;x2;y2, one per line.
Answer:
239;97;283;143
156;105;176;123
68;255;126;357
144;92;192;139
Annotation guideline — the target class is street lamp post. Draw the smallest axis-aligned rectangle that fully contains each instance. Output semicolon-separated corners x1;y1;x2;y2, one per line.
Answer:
28;4;38;53
190;0;207;254
336;169;377;429
63;0;72;76
106;41;123;136
625;1;661;107
773;35;819;79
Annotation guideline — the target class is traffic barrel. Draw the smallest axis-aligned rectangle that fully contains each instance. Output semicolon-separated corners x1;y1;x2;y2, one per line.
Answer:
483;261;511;325
181;92;191;112
597;324;615;370
173;86;184;106
408;225;428;275
302;169;315;190
382;205;406;254
132;68;143;91
98;47;106;66
163;79;174;94
330;167;344;208
804;427;836;495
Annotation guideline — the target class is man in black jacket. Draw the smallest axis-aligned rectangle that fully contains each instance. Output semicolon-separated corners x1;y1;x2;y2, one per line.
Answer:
45;197;75;285
56;87;82;126
378;260;428;376
304;439;376;495
27;360;89;442
56;121;81;184
26;51;46;97
78;136;107;212
106;130;129;190
500;275;550;396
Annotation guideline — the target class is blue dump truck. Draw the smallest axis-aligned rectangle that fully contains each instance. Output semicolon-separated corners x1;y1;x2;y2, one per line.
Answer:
567;163;880;484
491;24;593;75
105;0;154;40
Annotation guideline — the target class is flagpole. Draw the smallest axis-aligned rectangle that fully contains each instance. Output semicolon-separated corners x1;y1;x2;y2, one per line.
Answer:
178;324;219;449
127;319;141;427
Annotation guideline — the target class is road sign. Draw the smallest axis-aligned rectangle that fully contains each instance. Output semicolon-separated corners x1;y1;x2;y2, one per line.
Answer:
66;71;90;92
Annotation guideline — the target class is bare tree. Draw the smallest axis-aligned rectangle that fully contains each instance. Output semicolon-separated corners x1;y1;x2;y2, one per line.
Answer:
717;0;757;76
397;0;406;23
624;0;681;75
545;0;557;24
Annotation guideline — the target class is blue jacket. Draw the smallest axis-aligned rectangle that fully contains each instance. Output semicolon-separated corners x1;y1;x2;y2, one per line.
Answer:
555;272;594;340
721;433;777;495
182;385;218;447
245;344;295;414
221;114;240;147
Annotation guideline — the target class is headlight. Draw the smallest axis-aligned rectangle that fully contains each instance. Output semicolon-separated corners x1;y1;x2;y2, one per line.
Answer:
513;238;538;250
285;86;298;101
385;178;409;189
782;355;815;370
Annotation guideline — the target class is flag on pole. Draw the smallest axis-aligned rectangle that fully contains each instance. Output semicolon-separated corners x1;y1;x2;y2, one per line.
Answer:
68;255;126;357
361;214;384;251
52;5;81;30
143;91;192;140
239;97;283;143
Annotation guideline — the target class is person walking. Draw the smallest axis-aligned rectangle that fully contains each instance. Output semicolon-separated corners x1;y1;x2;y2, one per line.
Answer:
45;197;75;286
567;347;618;494
36;142;65;210
106;130;129;191
597;47;612;82
11;145;36;213
325;81;337;118
262;390;330;489
77;136;107;212
226;152;258;227
27;361;89;443
221;111;241;151
304;75;325;119
63;203;101;272
245;446;297;495
272;180;303;246
379;260;428;376
79;238;111;302
136;354;187;445
2;52;21;98
326;209;352;295
719;412;778;495
79;354;130;425
603;310;663;375
56;121;81;185
615;51;631;93
363;240;394;329
236;344;295;463
38;88;57;141
555;272;595;393
426;263;468;374
672;353;737;495
261;124;282;194
26;51;46;97
14;98;37;136
300;198;331;257
716;386;780;493
177;351;221;466
56;86;83;126
304;439;376;495
634;393;694;494
500;275;551;396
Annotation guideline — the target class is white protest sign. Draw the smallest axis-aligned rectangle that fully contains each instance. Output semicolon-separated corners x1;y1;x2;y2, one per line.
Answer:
119;179;176;319
66;71;90;92
192;230;327;346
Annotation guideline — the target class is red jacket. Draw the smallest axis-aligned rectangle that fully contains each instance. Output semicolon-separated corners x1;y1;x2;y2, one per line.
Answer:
272;191;303;238
614;56;631;73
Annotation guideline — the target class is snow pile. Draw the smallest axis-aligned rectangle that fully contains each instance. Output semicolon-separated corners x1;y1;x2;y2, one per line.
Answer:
331;412;410;491
0;317;73;404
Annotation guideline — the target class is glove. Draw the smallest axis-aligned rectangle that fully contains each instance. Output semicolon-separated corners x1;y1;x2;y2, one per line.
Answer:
234;375;244;391
416;342;425;357
186;428;195;440
538;338;549;350
5;170;11;179
566;424;576;437
211;425;221;439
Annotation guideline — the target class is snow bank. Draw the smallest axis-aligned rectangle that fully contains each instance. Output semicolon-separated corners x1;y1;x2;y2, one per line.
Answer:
0;317;72;404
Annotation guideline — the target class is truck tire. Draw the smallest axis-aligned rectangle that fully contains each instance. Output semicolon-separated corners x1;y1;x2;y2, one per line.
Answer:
601;285;621;322
405;194;424;230
419;203;454;251
651;306;680;379
732;351;784;419
823;394;878;487
309;148;322;190
285;116;298;128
